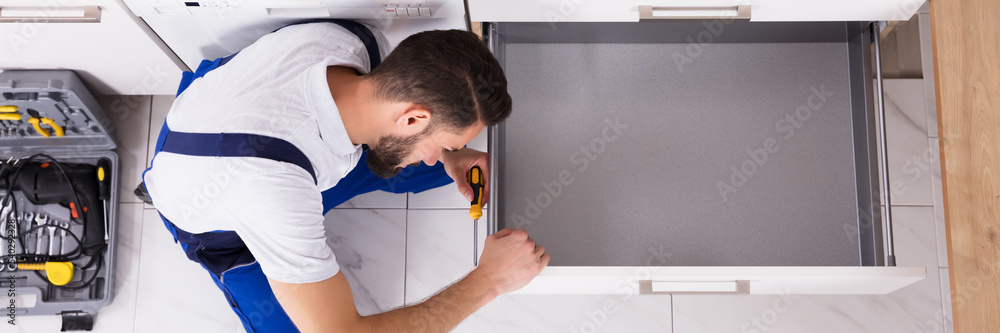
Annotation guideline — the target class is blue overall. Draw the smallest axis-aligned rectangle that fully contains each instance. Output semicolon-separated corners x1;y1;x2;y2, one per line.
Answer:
141;20;453;333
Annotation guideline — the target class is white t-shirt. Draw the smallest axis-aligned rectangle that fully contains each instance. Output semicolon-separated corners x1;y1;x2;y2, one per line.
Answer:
144;22;391;284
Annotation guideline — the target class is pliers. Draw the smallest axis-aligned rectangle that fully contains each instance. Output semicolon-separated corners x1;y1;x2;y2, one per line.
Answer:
26;108;64;138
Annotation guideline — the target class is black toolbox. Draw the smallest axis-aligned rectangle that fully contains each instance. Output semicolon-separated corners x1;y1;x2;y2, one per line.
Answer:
1;70;120;331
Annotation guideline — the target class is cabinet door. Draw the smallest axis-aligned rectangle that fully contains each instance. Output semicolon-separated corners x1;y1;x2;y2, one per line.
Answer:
753;0;924;21
469;0;744;22
468;0;922;22
513;267;926;295
0;0;186;95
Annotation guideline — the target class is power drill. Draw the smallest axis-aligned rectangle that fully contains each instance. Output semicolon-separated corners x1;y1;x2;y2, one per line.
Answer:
1;160;106;255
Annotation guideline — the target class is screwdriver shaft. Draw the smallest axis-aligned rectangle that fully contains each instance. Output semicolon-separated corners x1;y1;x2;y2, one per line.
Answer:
474;219;479;266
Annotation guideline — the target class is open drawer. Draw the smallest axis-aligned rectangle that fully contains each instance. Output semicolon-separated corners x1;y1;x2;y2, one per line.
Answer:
484;21;925;295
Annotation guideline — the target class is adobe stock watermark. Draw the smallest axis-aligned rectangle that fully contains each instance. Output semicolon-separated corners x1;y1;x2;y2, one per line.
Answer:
915;308;953;333
571;245;673;333
740;288;799;333
892;0;928;19
543;0;592;30
914;258;1000;332
842;146;940;244
6;0;79;54
168;114;296;220
843;142;940;244
891;143;940;197
508;117;627;228
716;84;834;202
842;204;879;245
64;63;172;160
5;219;17;326
672;18;737;73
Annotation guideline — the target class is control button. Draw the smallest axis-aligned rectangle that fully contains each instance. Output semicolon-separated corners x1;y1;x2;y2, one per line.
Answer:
386;7;400;17
419;7;431;16
407;7;419;17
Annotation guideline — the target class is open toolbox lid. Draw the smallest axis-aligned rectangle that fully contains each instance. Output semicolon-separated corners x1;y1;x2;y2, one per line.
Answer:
0;70;117;152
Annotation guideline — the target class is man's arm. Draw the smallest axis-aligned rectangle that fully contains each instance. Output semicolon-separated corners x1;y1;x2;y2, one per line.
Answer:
269;228;548;332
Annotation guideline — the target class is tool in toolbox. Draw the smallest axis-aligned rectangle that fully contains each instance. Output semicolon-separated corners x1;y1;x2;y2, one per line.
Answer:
35;213;48;255
60;221;69;255
48;222;58;255
18;261;75;286
22;211;34;251
468;165;484;266
26;108;65;138
1;160;107;255
97;158;111;243
0;106;22;137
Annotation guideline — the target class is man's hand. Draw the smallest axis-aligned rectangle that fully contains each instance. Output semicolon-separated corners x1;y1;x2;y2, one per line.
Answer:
440;148;490;204
270;228;548;332
472;228;550;295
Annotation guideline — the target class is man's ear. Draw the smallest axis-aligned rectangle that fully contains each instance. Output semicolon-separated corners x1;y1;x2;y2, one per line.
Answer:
395;104;432;136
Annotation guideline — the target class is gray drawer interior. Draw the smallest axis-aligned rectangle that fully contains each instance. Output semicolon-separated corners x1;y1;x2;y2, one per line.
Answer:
488;22;884;267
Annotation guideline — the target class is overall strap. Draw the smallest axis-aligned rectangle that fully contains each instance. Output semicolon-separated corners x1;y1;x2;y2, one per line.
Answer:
161;132;319;184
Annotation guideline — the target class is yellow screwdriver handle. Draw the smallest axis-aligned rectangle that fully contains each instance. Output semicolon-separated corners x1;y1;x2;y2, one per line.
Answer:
18;262;75;286
0;113;21;121
0;105;17;112
468;166;484;220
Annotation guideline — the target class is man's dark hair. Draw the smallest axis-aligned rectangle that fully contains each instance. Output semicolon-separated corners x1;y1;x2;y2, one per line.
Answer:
367;29;512;131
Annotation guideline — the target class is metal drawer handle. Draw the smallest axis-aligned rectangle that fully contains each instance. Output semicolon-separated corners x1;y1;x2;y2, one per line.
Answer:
639;280;750;294
639;5;751;21
0;5;101;23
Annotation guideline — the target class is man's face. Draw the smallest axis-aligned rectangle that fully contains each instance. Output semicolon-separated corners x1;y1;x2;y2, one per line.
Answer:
367;122;484;178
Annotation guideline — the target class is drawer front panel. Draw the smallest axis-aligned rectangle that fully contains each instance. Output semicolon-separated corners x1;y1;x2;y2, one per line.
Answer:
513;267;926;295
469;0;921;22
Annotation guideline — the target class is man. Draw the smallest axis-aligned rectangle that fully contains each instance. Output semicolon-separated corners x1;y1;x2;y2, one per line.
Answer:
142;21;549;332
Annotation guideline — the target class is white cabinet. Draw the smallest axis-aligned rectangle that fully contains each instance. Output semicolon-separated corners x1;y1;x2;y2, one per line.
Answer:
468;0;740;22
0;0;186;95
468;0;924;22
753;0;925;21
121;0;469;70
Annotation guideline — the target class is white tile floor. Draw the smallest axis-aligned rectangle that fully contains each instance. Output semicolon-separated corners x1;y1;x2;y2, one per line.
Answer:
14;28;952;332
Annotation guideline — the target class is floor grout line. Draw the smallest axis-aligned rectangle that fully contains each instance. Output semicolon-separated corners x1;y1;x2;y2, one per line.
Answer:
670;295;675;332
402;208;408;305
144;95;156;170
130;206;147;332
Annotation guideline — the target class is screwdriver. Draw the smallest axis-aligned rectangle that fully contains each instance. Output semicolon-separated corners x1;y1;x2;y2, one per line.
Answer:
97;158;111;243
468;166;484;266
17;261;74;286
